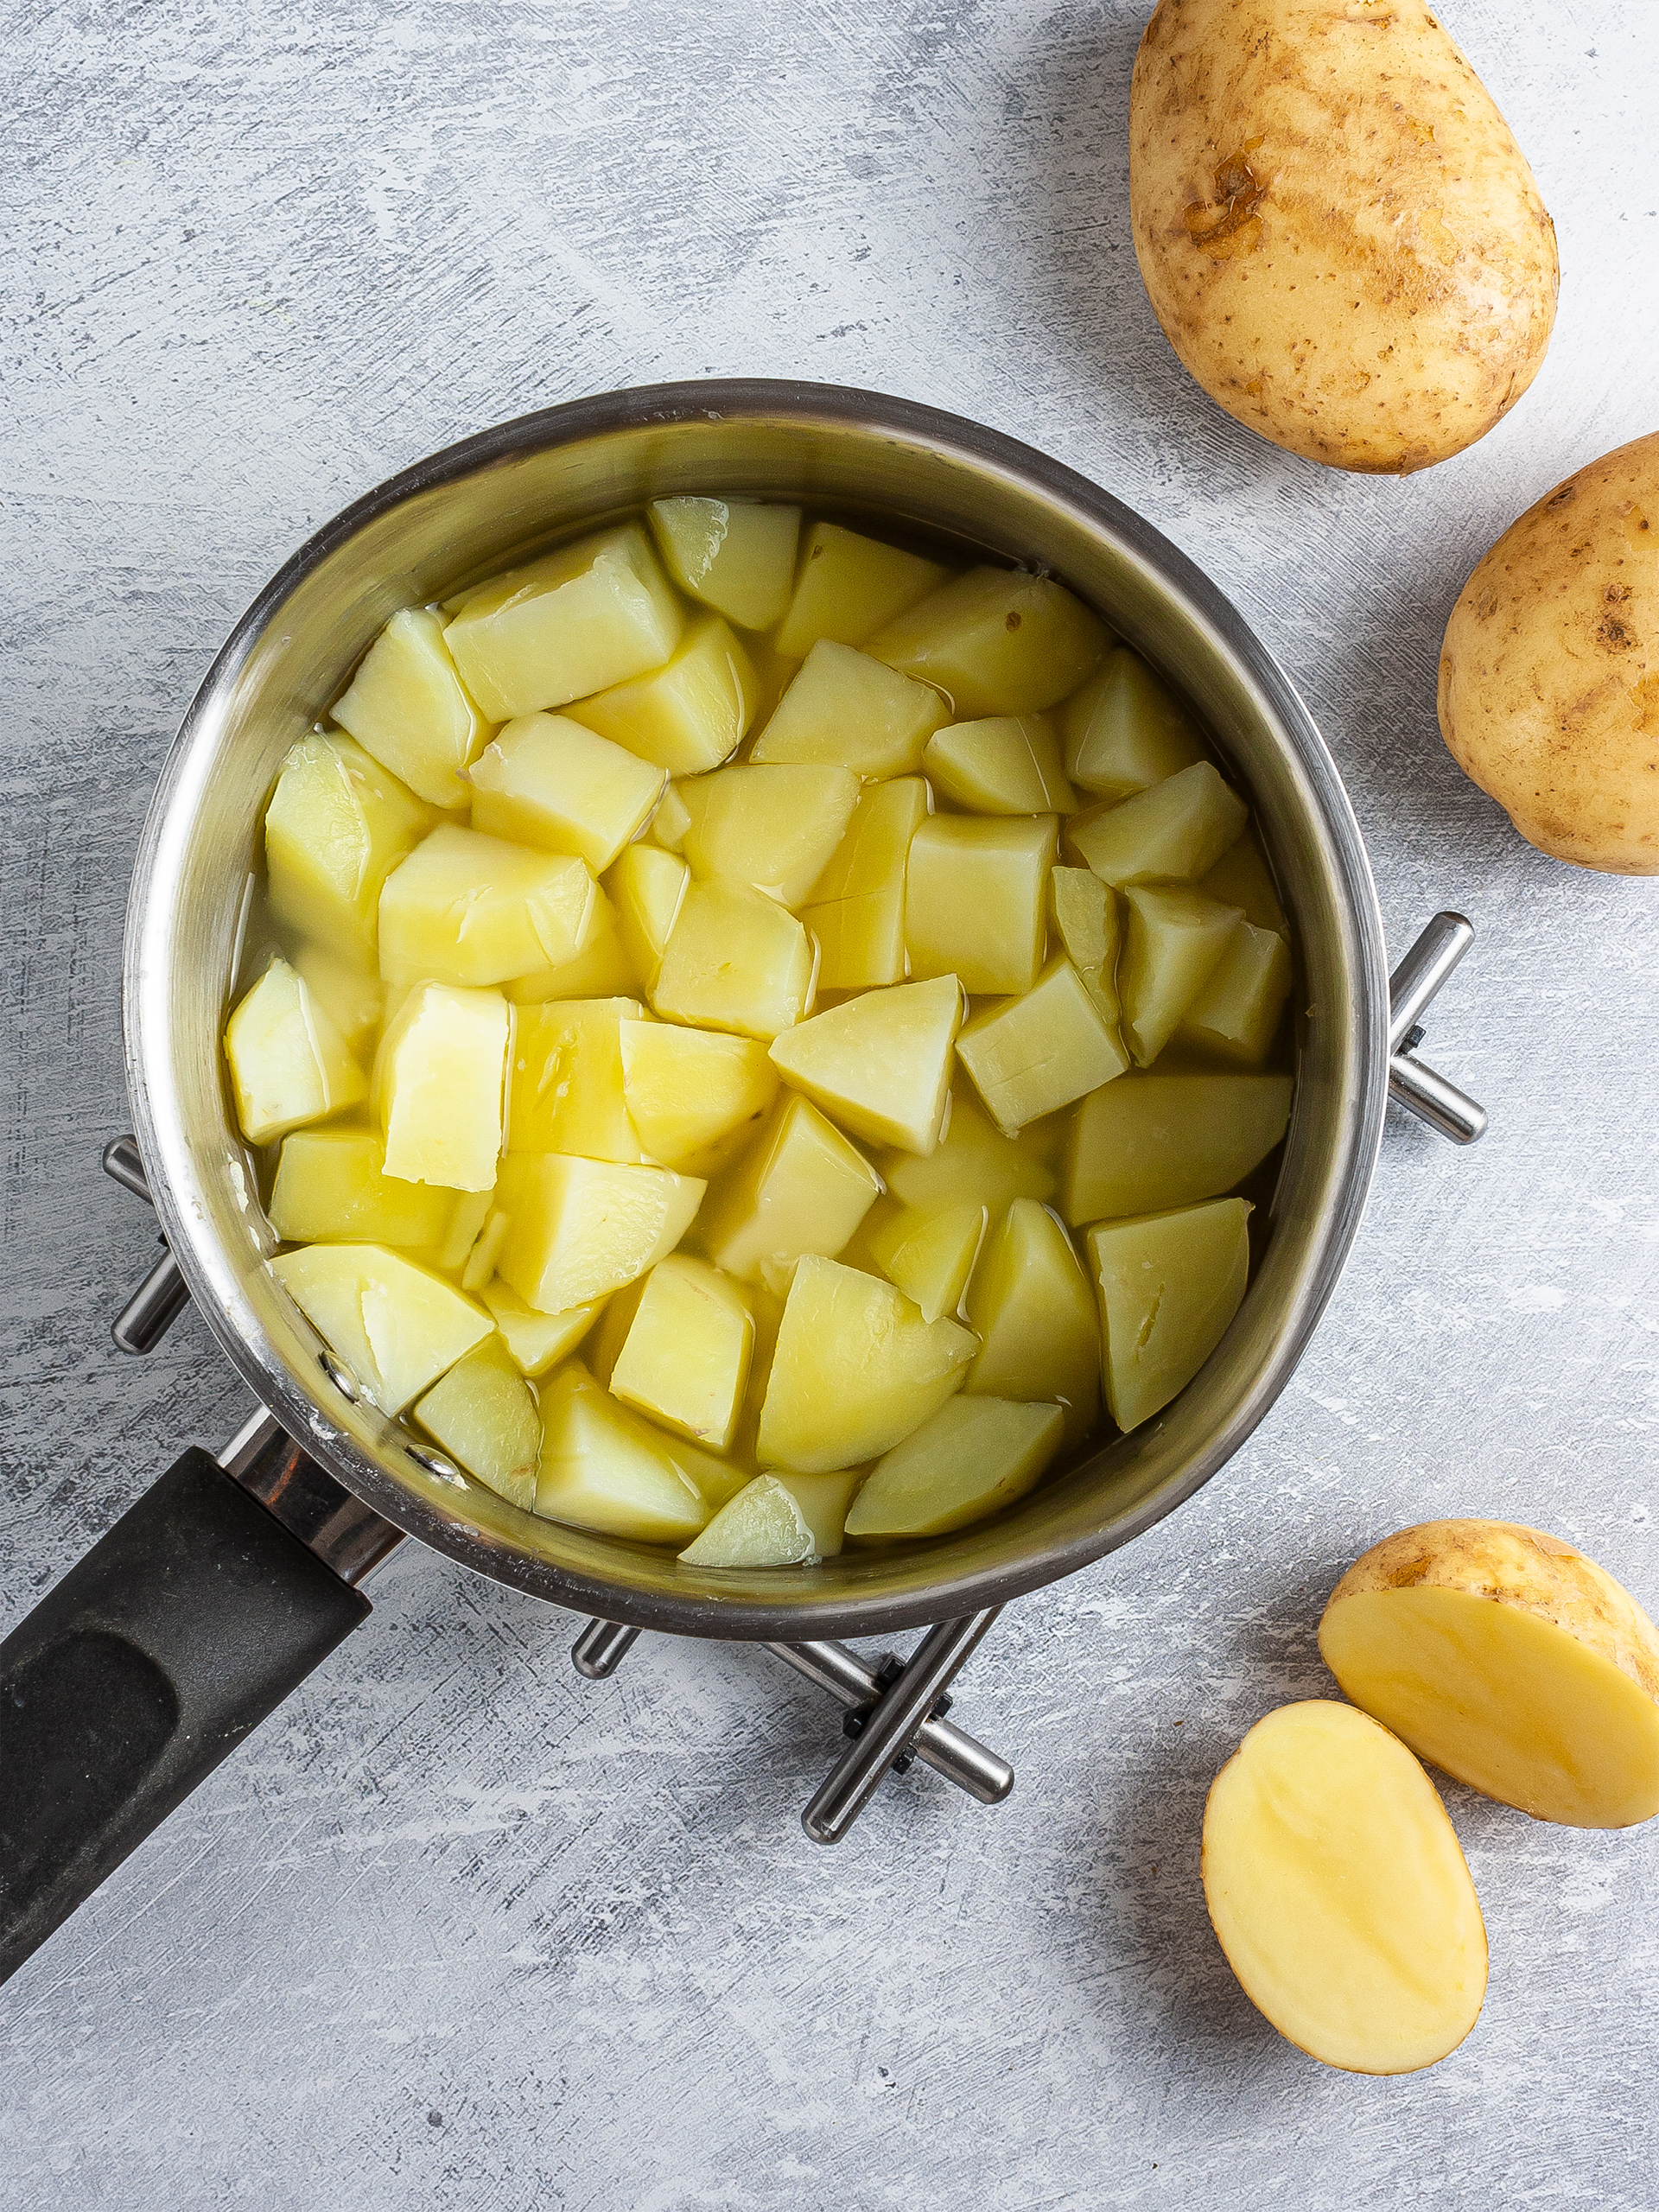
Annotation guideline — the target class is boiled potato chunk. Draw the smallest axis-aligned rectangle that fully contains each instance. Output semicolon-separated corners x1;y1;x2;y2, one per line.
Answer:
378;825;595;988
1119;885;1242;1065
774;522;947;659
957;958;1128;1135
906;814;1058;995
1048;867;1120;1025
504;884;637;1003
652;880;817;1039
965;1197;1100;1446
778;1469;863;1559
768;975;962;1155
800;777;929;991
331;607;491;808
469;713;664;873
534;1361;708;1541
508;996;645;1163
1198;828;1287;934
696;1093;881;1285
845;1395;1063;1539
923;715;1077;814
292;944;383;1057
265;733;434;961
880;1088;1055;1215
682;763;860;908
607;1254;753;1451
648;779;694;853
619;1018;778;1176
480;1277;605;1377
868;566;1108;716
1203;1702;1486;2075
378;982;509;1189
270;1128;461;1249
567;613;755;777
678;1474;817;1567
225;957;366;1145
1063;1072;1293;1224
412;1336;541;1509
759;1255;976;1473
1178;918;1293;1065
1070;761;1247;887
1062;647;1205;800
270;1242;491;1414
1089;1198;1250;1431
647;498;801;632
868;1200;986;1324
606;842;688;989
751;640;949;778
494;1153;705;1312
443;522;683;721
1319;1520;1659;1829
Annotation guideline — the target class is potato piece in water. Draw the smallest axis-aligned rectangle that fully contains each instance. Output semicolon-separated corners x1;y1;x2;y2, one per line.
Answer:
505;885;639;1004
270;1129;461;1249
1063;1071;1291;1224
1089;1198;1250;1432
800;777;929;992
266;733;435;962
774;522;947;660
768;976;963;1157
696;1093;881;1286
1048;868;1120;1027
906;815;1058;996
619;1019;778;1178
648;499;802;633
923;715;1077;816
534;1361;709;1542
965;1198;1099;1448
678;1474;817;1568
378;825;595;989
957;957;1128;1135
1062;648;1205;801
1197;829;1287;935
1319;1520;1659;1829
271;1243;492;1414
292;944;384;1057
507;996;646;1165
879;1089;1055;1217
868;567;1109;717
607;1254;754;1452
652;880;817;1039
752;641;948;779
868;1200;986;1325
682;763;860;910
1203;1702;1486;2075
1118;886;1241;1066
332;607;492;809
1177;918;1293;1066
606;843;688;991
567;613;756;778
647;779;694;854
1070;761;1247;888
469;714;664;873
845;1395;1063;1540
493;1154;706;1313
226;957;367;1147
376;982;509;1191
480;1277;606;1378
413;1337;541;1510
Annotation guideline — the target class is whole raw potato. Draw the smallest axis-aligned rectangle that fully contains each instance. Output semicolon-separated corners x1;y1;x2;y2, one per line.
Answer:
1128;0;1559;474
1439;433;1659;872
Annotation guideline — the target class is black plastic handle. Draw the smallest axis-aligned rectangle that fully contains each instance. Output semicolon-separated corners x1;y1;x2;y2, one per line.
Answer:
0;1446;371;1985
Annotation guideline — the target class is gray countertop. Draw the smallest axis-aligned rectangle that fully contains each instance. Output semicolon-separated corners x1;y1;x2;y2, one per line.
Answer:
4;3;1658;2205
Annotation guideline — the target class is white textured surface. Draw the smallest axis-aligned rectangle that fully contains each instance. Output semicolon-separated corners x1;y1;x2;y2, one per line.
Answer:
3;3;1659;2204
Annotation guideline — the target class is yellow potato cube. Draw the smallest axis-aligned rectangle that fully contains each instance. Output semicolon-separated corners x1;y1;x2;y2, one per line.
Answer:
436;1190;494;1273
768;975;962;1155
1070;760;1248;887
799;776;929;990
507;995;647;1164
779;1469;863;1557
964;1197;1100;1446
608;1254;754;1450
270;1243;491;1414
868;566;1108;716
533;1361;709;1541
844;1395;1064;1539
1062;1072;1294;1224
878;1087;1056;1215
647;779;694;853
681;763;860;908
1089;1197;1252;1431
412;1336;541;1509
1048;867;1121;1026
494;1153;706;1312
504;884;639;1003
647;498;801;632
1061;646;1206;800
269;1128;460;1248
922;715;1077;814
619;1019;778;1176
225;957;367;1146
468;713;664;873
696;1092;881;1285
606;842;688;990
480;1277;605;1377
458;1206;511;1292
378;824;595;988
678;1474;816;1567
868;1199;986;1323
376;982;509;1190
905;814;1058;995
567;613;757;777
774;522;947;659
331;607;492;809
652;880;817;1039
1178;919;1294;1065
1119;885;1242;1065
956;957;1129;1135
750;640;949;777
265;733;434;961
1198;828;1288;933
292;944;384;1056
758;1255;976;1473
443;522;683;721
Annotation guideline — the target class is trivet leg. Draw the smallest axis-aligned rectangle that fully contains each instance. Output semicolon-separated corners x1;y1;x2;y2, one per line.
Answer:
572;1618;640;1678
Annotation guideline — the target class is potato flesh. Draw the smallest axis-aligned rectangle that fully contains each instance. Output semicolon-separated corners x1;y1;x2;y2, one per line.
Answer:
868;567;1109;717
752;639;948;777
1089;1198;1250;1431
648;779;694;853
923;715;1077;815
1062;1072;1293;1224
378;982;508;1190
608;1254;753;1451
800;777;928;990
469;713;664;873
868;1200;985;1325
616;1019;776;1177
956;957;1128;1134
1119;885;1243;1065
906;814;1058;995
534;1360;709;1541
412;1336;541;1509
493;1153;705;1313
1177;918;1293;1065
880;1087;1055;1216
1048;867;1121;1024
696;1093;881;1285
293;944;384;1057
774;522;947;660
1197;830;1287;934
266;733;434;960
1062;647;1205;800
331;607;491;809
270;1129;457;1249
504;885;637;1004
652;879;817;1039
271;1243;492;1414
678;1474;817;1567
481;1277;605;1377
845;1395;1064;1539
767;975;963;1156
965;1197;1099;1446
566;613;755;777
606;842;687;989
226;957;366;1145
378;825;595;988
1071;761;1247;888
507;996;645;1164
647;498;802;632
682;762;860;909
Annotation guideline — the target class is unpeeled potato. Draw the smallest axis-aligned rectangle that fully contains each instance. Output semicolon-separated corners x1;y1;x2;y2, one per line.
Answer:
1128;0;1559;474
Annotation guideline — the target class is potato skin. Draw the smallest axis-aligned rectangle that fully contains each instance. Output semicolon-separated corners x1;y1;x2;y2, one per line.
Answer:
1439;435;1659;872
1128;0;1558;474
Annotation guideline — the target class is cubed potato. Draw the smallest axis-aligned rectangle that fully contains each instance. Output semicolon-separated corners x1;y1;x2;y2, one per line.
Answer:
507;995;647;1163
436;1190;495;1273
533;1361;709;1541
1178;919;1294;1065
845;1395;1064;1539
879;1087;1056;1215
867;566;1109;716
652;879;817;1039
606;842;688;989
504;884;638;1002
905;814;1058;996
607;1254;753;1450
270;1242;491;1414
799;777;929;990
768;975;962;1155
1062;1072;1294;1224
270;1128;460;1247
1048;867;1121;1027
1070;761;1248;887
868;1199;986;1323
922;715;1077;814
566;613;756;776
292;943;384;1056
774;522;947;659
779;1469;863;1558
226;957;367;1146
647;498;802;632
331;607;492;808
494;1153;705;1312
696;1092;882;1285
443;522;683;721
469;713;664;872
378;824;596;988
678;1474;817;1567
647;779;694;853
480;1276;606;1376
681;762;860;908
1088;1197;1251;1431
964;1197;1100;1446
376;982;509;1190
758;1255;976;1472
1119;886;1242;1065
1198;828;1288;934
1061;646;1206;800
956;957;1129;1135
458;1206;510;1292
619;1018;778;1175
265;733;435;960
412;1336;541;1509
750;640;949;777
